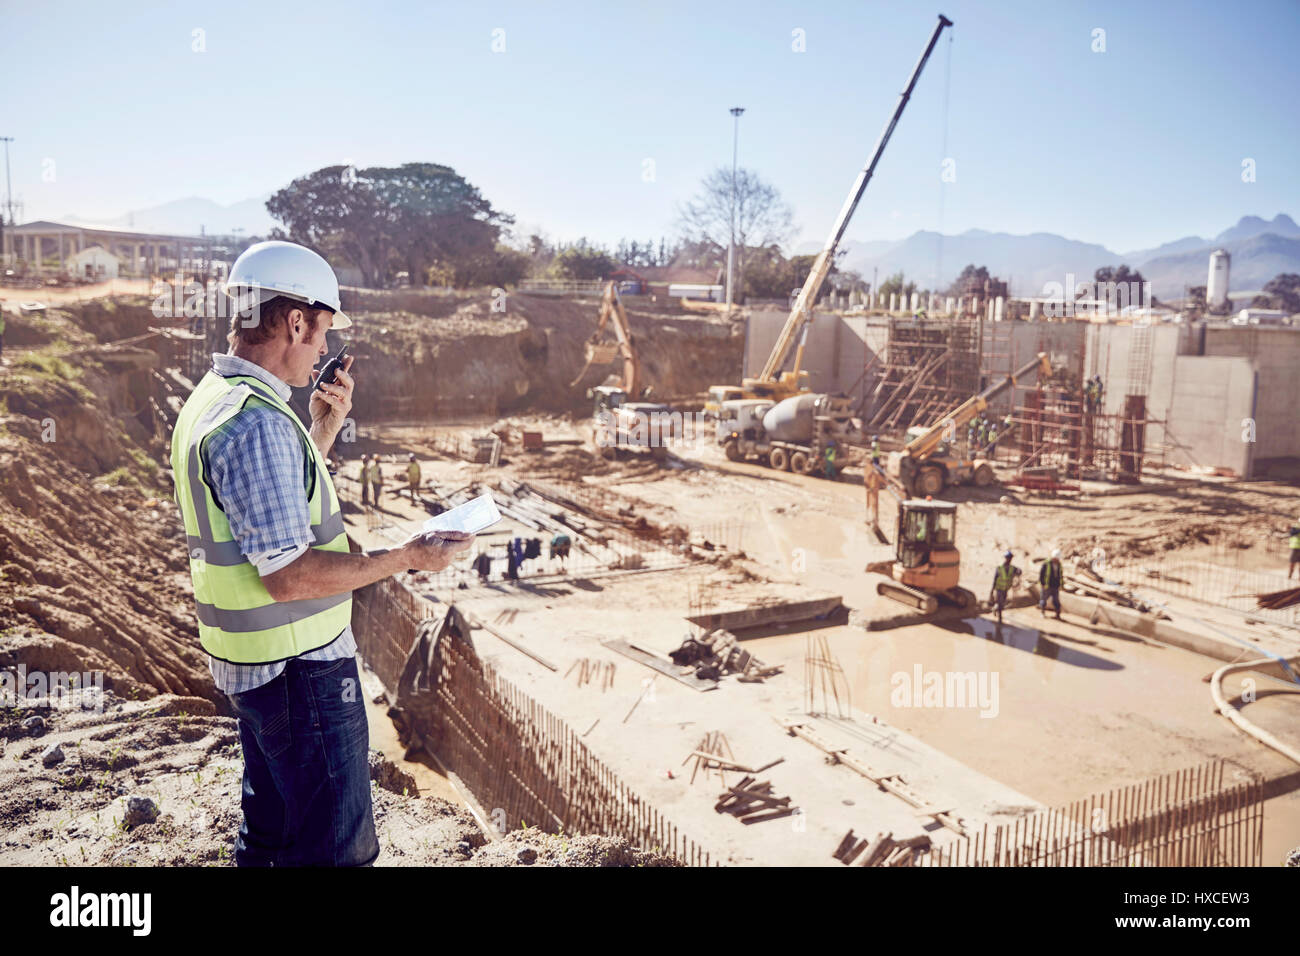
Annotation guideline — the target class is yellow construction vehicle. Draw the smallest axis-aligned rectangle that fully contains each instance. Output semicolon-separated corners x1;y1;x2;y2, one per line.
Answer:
866;497;977;614
888;352;1051;497
572;281;675;460
706;14;953;417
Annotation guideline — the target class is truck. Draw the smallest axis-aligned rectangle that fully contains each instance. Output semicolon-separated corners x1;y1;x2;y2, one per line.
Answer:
718;392;858;476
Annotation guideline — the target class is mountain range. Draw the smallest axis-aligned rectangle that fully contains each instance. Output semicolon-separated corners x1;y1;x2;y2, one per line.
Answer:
809;213;1300;300
60;194;1299;302
62;196;277;238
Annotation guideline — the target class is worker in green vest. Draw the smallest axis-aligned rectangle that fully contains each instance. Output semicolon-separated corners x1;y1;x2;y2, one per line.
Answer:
989;550;1022;623
368;456;384;503
1039;548;1064;619
170;240;473;867
870;435;881;469
1288;517;1300;580
406;453;422;501
822;441;838;480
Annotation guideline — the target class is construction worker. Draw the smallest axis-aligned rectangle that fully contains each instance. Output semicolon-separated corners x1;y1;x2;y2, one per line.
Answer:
870;435;881;469
1288;517;1300;580
822;440;838;480
1039;548;1064;619
406;453;421;501
359;453;372;507
169;240;473;867
989;550;1021;624
368;455;384;503
1093;375;1104;411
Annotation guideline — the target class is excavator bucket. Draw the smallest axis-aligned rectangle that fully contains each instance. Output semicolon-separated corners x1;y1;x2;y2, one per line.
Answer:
584;341;620;365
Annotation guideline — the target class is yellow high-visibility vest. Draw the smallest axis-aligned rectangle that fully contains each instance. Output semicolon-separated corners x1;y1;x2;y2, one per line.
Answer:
170;370;351;664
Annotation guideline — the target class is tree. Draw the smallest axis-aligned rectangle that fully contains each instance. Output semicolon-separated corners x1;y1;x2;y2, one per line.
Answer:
266;162;513;288
878;270;907;301
946;264;990;296
1251;273;1300;314
677;167;795;301
552;239;618;280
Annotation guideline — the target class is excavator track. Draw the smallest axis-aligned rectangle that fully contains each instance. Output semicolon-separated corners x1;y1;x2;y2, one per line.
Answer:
874;578;939;615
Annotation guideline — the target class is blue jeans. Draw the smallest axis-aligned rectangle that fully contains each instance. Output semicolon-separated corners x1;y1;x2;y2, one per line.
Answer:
1039;586;1061;613
227;655;379;867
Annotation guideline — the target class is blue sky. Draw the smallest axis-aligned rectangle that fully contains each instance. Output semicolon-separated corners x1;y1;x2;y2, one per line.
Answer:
2;0;1297;254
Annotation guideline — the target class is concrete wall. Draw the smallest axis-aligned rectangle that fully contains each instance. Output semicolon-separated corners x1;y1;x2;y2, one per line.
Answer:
743;308;1300;475
744;309;887;402
1201;327;1300;466
1166;356;1255;474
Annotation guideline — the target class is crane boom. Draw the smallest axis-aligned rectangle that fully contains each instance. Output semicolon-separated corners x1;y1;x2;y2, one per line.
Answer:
757;13;953;383
903;352;1050;460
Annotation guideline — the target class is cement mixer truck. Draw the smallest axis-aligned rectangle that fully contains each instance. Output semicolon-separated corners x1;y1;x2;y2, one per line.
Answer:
717;392;859;476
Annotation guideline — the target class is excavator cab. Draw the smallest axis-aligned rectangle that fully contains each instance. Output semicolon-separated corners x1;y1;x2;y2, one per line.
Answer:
896;499;957;569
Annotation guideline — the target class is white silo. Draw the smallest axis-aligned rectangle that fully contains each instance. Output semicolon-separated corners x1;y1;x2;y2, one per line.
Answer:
1207;249;1230;311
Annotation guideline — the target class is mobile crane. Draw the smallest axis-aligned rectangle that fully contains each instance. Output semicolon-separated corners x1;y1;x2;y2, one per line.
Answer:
704;14;953;414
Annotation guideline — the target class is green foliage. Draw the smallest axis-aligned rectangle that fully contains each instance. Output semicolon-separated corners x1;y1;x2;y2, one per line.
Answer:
267;162;514;289
552;240;618;280
1251;273;1300;313
14;350;78;380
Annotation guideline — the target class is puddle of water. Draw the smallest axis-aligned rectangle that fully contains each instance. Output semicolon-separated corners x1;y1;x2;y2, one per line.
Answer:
946;617;1122;671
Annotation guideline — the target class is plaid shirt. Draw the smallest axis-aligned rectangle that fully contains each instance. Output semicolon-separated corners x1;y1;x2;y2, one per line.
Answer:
202;353;355;695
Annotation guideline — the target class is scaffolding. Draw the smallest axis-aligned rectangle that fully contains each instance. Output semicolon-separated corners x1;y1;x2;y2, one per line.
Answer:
865;315;982;431
996;385;1169;482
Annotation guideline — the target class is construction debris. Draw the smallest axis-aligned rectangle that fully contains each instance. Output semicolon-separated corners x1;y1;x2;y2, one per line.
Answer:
834;830;933;866
1256;586;1300;611
565;657;616;691
668;628;782;683
714;776;798;825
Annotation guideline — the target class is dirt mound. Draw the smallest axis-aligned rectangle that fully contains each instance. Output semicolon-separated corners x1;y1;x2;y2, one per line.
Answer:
342;289;743;421
0;312;207;700
0;691;679;867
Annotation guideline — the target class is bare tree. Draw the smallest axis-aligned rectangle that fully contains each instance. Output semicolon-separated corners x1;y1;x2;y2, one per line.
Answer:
677;167;795;298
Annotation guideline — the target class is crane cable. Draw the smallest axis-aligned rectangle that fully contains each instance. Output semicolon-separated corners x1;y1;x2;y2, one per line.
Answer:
935;30;953;298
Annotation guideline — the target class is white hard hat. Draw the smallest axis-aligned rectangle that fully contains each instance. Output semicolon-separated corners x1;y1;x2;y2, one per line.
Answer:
223;240;351;329
1052;548;1062;559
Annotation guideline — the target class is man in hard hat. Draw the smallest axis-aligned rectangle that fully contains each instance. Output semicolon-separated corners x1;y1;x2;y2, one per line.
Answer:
369;455;384;505
870;435;881;469
170;240;474;867
822;440;838;480
989;550;1021;624
406;452;422;502
359;453;372;507
1039;548;1064;619
1288;517;1300;580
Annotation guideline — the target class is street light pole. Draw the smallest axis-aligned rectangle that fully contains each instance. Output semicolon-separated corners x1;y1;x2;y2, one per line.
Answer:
726;107;744;311
0;137;13;267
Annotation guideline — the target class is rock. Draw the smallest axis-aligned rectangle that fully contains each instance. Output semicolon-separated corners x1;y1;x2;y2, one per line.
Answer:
516;846;537;865
41;743;64;767
12;596;41;617
455;840;474;859
22;716;46;737
123;795;159;828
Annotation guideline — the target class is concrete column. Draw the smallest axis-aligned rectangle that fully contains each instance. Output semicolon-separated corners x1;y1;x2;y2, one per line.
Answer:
995;296;1005;322
133;243;141;276
31;235;42;274
889;293;897;312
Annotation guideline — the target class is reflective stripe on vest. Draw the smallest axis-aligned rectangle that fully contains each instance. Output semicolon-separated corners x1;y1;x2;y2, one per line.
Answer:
995;563;1015;590
1291;533;1300;550
170;370;352;664
1040;561;1062;588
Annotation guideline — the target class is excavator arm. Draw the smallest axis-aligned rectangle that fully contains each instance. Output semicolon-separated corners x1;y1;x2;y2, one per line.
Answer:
570;281;643;396
902;352;1050;460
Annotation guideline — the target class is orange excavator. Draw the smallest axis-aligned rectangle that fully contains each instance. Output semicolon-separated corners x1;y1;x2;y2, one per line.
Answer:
572;281;675;460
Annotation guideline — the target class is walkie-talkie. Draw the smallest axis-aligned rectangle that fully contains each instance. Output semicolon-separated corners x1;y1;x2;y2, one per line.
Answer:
313;344;349;392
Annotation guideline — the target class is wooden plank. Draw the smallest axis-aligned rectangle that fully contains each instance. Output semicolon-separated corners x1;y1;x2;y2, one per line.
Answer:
602;638;718;691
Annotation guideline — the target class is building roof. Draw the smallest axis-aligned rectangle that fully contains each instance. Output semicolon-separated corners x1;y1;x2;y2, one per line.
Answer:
8;219;206;242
